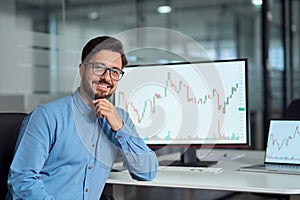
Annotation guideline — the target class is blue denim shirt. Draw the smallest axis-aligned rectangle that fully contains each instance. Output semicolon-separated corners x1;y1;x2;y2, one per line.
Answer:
6;89;158;200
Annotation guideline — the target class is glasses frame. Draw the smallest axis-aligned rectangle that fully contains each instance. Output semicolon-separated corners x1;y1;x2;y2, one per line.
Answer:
83;62;125;81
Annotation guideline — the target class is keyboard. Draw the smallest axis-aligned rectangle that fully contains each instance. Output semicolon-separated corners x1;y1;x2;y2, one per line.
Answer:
266;164;300;170
239;164;300;175
158;166;223;174
265;164;300;174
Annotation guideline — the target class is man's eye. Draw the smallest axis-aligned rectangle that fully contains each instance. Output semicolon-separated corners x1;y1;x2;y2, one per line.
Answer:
111;69;120;75
94;66;105;70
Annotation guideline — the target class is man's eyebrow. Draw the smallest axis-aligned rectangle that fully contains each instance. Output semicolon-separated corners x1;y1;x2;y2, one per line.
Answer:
93;62;105;65
111;66;122;70
106;64;122;70
92;62;121;69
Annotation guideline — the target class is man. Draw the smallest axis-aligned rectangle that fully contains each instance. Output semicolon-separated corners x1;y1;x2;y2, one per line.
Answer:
6;36;158;200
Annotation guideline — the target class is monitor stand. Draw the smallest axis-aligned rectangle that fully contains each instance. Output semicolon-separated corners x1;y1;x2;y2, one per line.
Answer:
160;148;217;167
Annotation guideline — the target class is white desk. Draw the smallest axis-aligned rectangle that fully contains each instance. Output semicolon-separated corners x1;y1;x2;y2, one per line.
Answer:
106;150;300;200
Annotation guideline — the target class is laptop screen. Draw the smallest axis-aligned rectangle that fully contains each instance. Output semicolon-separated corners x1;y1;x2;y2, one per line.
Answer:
265;120;300;165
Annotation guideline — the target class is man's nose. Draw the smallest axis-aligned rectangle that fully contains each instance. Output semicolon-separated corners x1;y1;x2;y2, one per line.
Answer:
100;69;111;80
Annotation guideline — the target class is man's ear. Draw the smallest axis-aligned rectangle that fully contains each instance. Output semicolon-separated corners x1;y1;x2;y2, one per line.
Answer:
79;63;85;77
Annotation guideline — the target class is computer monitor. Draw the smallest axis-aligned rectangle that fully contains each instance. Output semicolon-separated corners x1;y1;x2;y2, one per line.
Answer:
114;59;250;167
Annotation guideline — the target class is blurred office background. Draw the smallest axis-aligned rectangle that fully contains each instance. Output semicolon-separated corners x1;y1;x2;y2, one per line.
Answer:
0;0;299;150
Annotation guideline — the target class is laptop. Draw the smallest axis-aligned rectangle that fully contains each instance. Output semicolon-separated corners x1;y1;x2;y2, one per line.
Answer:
239;119;300;175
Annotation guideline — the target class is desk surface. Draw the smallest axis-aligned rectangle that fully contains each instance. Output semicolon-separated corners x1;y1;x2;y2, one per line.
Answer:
107;149;300;195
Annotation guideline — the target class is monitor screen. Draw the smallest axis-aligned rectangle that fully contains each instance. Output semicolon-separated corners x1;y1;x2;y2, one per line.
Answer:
115;59;250;150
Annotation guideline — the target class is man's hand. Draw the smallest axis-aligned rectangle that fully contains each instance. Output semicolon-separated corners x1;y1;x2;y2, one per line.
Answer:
92;99;123;131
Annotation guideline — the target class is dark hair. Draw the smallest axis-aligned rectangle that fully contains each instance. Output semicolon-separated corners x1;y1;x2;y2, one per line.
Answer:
81;36;128;68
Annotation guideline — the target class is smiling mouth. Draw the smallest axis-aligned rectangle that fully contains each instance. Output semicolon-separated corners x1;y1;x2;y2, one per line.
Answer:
96;82;110;91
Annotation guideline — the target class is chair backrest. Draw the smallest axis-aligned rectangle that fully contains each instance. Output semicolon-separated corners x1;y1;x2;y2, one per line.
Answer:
284;99;300;119
0;113;27;200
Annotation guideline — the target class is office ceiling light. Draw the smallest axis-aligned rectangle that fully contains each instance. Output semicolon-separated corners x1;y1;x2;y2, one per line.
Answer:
157;6;172;14
88;12;99;19
252;0;263;6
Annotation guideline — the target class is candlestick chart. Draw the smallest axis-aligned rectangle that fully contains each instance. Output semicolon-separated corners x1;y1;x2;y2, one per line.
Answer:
115;60;248;145
265;121;300;164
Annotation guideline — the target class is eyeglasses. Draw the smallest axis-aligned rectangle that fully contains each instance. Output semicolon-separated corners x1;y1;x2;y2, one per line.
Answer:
83;62;125;81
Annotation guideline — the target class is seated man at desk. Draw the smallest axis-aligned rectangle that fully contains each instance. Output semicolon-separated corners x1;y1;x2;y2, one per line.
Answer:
6;36;158;200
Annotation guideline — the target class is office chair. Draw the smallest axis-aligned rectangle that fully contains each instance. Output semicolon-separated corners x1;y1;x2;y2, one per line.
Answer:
0;112;114;200
284;99;300;119
0;112;27;200
100;193;115;200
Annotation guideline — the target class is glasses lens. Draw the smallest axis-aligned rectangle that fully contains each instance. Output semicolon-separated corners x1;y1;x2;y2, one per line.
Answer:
109;68;123;80
92;63;106;75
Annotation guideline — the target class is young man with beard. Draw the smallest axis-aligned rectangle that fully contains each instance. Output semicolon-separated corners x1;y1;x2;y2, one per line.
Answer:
6;36;158;200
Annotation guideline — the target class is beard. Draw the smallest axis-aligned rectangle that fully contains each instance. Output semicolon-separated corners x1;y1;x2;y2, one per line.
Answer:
94;86;113;99
81;73;113;100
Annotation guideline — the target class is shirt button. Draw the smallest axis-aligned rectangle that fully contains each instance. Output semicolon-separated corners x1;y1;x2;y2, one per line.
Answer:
92;144;95;148
116;135;121;139
125;152;129;156
85;188;89;192
88;166;92;170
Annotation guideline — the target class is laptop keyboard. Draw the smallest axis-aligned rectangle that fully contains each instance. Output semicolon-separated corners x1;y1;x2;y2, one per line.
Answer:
266;164;300;171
